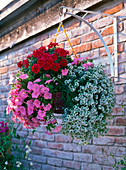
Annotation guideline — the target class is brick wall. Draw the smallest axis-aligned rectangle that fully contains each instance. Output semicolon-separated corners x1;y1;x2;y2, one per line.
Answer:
0;0;126;169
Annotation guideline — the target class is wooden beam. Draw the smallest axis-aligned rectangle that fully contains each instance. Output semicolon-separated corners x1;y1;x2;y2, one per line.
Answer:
0;0;103;53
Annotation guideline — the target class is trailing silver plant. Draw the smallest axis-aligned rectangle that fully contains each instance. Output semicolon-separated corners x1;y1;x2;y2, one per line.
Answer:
61;63;115;144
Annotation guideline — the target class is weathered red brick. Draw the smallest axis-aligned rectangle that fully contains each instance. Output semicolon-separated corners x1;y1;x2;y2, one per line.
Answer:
82;163;102;170
43;38;53;46
93;137;115;145
47;157;62;166
48;142;63;150
103;146;126;157
115;94;126;105
101;25;114;36
116;137;126;145
74;153;92;162
63;143;81;152
102;2;123;15
31;147;42;155
100;45;114;57
82;145;102;155
92;36;113;49
118;43;124;52
0;67;7;74
56;151;73;160
93;16;113;29
63;160;80;169
111;106;124;115
55;134;72;143
107;126;125;136
74;43;91;53
34;140;47;148
58;42;64;48
32;155;46;163
81;32;99;43
87;13;101;22
103;166;115;170
114;85;124;94
8;65;17;71
65;19;80;31
93;155;115;165
115;117;126;126
65;37;80;48
42;148;57;157
40;133;54;141
28;42;41;52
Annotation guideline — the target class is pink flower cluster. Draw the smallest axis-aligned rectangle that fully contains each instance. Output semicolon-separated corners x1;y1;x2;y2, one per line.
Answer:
0;121;9;133
7;75;61;131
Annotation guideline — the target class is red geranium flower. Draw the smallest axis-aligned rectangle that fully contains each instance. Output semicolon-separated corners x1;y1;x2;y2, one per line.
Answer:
60;59;67;67
27;55;31;59
23;59;29;68
55;48;69;58
43;64;50;71
50;54;58;61
47;57;55;68
42;53;49;59
48;42;58;49
37;58;45;67
32;64;40;74
17;61;23;68
51;63;60;72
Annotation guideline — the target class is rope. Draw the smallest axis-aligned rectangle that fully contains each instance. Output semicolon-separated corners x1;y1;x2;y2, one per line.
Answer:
53;22;78;59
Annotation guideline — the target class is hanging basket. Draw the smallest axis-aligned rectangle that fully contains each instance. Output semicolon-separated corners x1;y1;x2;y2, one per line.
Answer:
52;92;64;113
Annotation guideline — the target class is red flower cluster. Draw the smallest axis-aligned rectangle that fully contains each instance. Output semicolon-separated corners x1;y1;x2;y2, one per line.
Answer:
17;57;29;68
17;42;69;74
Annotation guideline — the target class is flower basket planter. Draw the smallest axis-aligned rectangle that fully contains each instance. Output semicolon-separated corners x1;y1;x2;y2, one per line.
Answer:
52;92;64;113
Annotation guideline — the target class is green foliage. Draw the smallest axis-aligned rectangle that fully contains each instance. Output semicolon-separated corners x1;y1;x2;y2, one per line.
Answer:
111;153;126;170
0;116;32;170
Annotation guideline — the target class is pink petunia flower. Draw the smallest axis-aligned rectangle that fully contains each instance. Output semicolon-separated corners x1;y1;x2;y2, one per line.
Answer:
11;116;17;123
16;84;21;89
36;110;46;120
33;99;40;108
62;68;68;76
43;93;52;99
19;74;28;79
53;125;62;132
14;97;23;105
27;81;33;90
32;91;40;98
43;103;52;111
16;106;26;116
82;63;89;69
45;79;53;84
26;99;33;107
85;56;91;60
45;131;52;135
87;62;93;67
32;84;40;92
45;74;51;78
41;87;49;94
27;107;34;115
33;78;41;83
19;89;28;99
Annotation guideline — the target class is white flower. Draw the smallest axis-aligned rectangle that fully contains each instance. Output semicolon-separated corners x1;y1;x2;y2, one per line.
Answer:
25;145;30;149
17;164;20;168
4;167;7;170
30;162;33;166
5;161;8;165
28;158;31;160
